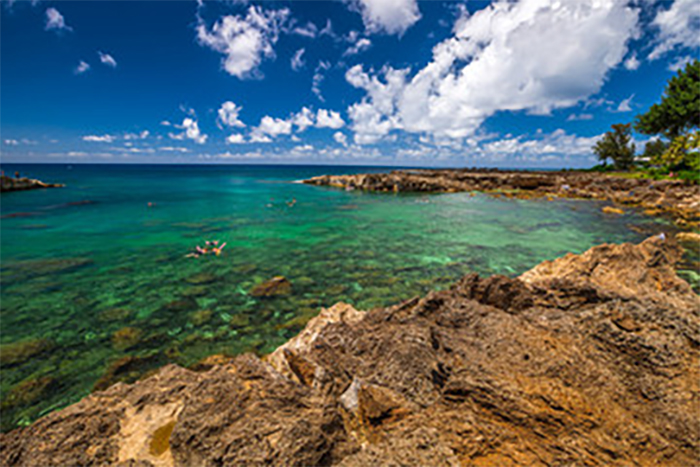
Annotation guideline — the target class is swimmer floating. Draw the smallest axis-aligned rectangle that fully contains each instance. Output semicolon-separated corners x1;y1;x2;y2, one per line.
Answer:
185;240;227;258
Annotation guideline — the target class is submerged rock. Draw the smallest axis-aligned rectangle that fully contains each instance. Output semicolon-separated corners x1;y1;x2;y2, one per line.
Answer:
184;272;218;286
1;237;699;467
98;308;133;323
0;257;93;282
1;376;58;411
250;276;292;298
161;298;198;313
111;327;143;351
189;309;212;327
0;338;54;367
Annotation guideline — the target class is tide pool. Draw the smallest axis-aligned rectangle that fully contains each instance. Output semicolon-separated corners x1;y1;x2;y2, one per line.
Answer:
0;164;676;431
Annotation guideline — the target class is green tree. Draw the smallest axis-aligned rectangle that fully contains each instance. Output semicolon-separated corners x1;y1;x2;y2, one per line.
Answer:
642;138;668;162
656;130;700;171
635;59;700;139
593;123;636;170
636;60;700;174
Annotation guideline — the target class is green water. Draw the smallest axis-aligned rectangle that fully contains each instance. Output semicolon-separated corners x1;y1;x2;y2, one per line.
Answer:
0;164;679;431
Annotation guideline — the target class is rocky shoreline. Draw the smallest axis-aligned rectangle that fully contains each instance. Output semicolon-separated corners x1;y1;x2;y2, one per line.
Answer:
1;235;698;466
1;175;64;193
304;169;700;228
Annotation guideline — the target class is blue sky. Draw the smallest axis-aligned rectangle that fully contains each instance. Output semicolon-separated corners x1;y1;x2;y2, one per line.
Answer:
1;0;698;167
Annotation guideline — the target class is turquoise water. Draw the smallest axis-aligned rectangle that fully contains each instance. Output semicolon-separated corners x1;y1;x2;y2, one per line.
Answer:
0;164;675;430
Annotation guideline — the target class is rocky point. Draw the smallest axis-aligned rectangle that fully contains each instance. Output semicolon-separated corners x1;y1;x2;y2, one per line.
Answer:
304;169;700;228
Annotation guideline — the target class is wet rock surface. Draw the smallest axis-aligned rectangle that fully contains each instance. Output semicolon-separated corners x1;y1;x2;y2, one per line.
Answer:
1;236;699;466
1;175;64;193
304;169;700;227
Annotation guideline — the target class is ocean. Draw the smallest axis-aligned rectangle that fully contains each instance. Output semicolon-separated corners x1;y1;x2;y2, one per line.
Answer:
0;163;673;430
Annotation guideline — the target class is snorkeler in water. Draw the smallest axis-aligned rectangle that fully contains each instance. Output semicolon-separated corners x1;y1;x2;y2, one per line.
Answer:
185;240;226;258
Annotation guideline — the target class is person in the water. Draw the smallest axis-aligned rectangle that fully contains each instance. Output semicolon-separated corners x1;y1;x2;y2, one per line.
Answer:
185;240;226;258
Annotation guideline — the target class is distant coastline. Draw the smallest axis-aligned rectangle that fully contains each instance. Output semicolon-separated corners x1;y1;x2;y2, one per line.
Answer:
304;168;700;228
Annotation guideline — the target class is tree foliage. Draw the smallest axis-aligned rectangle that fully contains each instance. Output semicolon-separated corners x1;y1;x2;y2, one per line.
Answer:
635;59;700;139
593;123;636;170
642;138;668;161
653;130;700;171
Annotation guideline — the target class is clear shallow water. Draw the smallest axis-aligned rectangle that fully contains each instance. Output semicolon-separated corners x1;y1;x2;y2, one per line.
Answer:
0;164;675;430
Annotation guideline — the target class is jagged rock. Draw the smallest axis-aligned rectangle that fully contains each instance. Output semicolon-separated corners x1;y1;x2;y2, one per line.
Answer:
189;354;235;372
304;169;700;225
1;238;699;467
250;276;292;297
0;175;64;192
92;355;163;392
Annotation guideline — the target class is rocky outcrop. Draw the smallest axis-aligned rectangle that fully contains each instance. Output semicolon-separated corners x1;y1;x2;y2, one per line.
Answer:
1;175;64;192
304;170;700;227
1;236;699;466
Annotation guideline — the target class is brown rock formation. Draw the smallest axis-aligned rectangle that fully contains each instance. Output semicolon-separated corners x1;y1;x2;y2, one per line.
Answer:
1;236;699;466
304;169;700;227
0;175;64;192
250;276;293;297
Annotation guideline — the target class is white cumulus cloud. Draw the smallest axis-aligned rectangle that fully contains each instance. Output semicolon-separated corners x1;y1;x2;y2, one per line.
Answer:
83;134;115;143
218;101;246;128
98;51;117;68
616;95;634;112
169;118;207;144
45;7;71;32
74;60;90;75
350;0;421;35
624;53;640;70
253;115;293;140
292;107;315;132
648;0;700;60
316;109;345;129
344;37;372;56
226;134;246;144
346;0;639;144
334;131;348;146
196;6;289;79
567;113;593;122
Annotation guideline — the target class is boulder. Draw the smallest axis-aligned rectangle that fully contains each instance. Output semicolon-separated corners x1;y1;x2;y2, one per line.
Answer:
250;276;292;298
